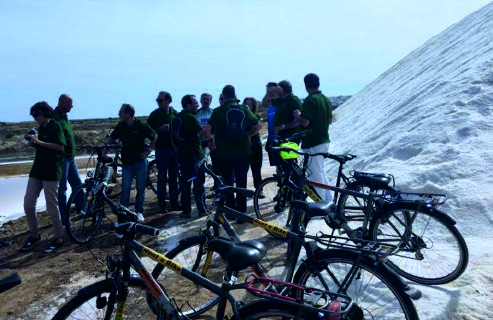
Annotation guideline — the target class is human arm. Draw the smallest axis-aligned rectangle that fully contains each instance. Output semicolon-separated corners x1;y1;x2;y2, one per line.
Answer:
29;133;65;152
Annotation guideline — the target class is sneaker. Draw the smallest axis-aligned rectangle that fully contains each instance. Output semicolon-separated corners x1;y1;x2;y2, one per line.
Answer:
44;239;63;253
136;213;145;223
19;235;41;252
197;211;207;218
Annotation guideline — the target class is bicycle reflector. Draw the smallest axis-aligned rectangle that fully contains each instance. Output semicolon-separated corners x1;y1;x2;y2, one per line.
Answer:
279;142;300;160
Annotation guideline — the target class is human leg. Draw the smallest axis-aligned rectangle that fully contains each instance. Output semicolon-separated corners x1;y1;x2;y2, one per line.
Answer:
120;164;134;208
179;160;193;216
155;148;168;211
66;158;83;214
23;177;43;238
134;160;148;215
304;142;332;201
250;146;263;189
58;157;70;224
234;157;250;214
193;161;206;215
167;149;180;208
43;180;65;239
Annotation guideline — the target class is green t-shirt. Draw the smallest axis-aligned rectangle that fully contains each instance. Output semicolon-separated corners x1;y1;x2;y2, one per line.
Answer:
110;119;156;165
273;93;302;139
53;107;75;159
300;91;333;149
29;120;66;181
208;101;259;158
147;107;177;149
176;109;203;161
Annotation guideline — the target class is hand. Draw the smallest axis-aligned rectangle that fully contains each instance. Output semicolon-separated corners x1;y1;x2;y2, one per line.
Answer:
161;124;170;131
29;134;40;145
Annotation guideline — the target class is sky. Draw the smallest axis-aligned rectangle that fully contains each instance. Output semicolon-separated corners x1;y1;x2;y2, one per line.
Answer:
0;0;491;122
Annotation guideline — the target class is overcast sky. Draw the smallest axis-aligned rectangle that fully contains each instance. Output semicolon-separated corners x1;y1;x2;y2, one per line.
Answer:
0;0;491;122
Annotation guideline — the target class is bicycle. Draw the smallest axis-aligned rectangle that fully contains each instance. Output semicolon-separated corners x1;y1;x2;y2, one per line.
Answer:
52;188;373;320
66;144;159;244
257;143;468;285
151;159;420;319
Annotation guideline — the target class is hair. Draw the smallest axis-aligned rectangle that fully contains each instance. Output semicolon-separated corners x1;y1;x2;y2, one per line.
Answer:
201;93;212;100
181;94;196;109
243;97;258;113
304;73;320;89
120;103;135;117
221;85;236;100
30;101;54;118
58;94;73;108
266;82;278;88
158;91;172;103
278;80;293;94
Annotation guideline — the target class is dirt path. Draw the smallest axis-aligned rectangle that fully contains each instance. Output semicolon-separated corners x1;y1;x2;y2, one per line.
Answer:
0;147;281;319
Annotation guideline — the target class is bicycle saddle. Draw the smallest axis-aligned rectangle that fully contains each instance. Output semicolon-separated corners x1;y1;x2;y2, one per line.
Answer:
207;239;267;271
290;200;333;218
353;171;393;190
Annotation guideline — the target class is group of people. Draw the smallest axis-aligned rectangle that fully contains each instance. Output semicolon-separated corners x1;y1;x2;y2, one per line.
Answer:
19;72;333;252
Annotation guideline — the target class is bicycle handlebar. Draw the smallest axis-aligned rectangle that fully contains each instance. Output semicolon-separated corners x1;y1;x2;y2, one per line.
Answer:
77;144;122;152
114;222;160;237
269;146;357;164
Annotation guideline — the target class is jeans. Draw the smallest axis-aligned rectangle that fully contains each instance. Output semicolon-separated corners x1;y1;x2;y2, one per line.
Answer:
249;144;263;189
24;177;64;239
58;157;83;224
218;156;249;213
179;158;205;215
121;159;147;214
155;147;179;210
303;142;332;202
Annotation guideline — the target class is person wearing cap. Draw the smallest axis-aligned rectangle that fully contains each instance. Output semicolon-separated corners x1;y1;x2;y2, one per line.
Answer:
175;94;207;218
147;91;180;213
53;94;83;225
204;85;259;221
273;80;303;141
109;104;157;222
298;73;333;201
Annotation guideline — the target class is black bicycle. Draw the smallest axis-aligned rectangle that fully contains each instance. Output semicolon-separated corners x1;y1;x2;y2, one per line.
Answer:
257;143;468;285
52;186;370;320
151;159;420;319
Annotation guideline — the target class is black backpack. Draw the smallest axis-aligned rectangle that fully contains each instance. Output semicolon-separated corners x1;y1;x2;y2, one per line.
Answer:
222;105;247;142
170;114;184;150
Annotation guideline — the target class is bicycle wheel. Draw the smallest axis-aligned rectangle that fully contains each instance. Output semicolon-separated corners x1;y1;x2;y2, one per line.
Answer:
152;234;226;318
51;277;165;319
293;249;418;320
370;202;469;285
233;300;321;319
254;177;294;238
147;160;158;195
65;184;103;244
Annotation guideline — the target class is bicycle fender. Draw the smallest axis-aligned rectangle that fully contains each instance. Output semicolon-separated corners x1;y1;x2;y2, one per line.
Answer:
385;202;456;226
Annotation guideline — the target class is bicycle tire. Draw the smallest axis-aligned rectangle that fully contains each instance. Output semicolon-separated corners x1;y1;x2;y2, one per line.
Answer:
370;202;469;285
65;184;103;244
151;234;225;318
233;300;322;319
293;249;419;320
51;277;165;320
254;177;294;239
147;159;159;195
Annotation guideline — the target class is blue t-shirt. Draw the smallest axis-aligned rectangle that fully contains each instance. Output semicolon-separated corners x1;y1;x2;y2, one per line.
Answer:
267;105;278;141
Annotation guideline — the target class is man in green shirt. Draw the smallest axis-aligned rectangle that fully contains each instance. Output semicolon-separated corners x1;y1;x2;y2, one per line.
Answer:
54;94;83;225
147;91;180;213
299;73;333;202
273;80;303;141
21;101;66;253
110;104;157;222
204;85;259;218
174;94;206;218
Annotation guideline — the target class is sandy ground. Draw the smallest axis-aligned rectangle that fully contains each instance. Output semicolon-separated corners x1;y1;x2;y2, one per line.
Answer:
0;144;279;320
